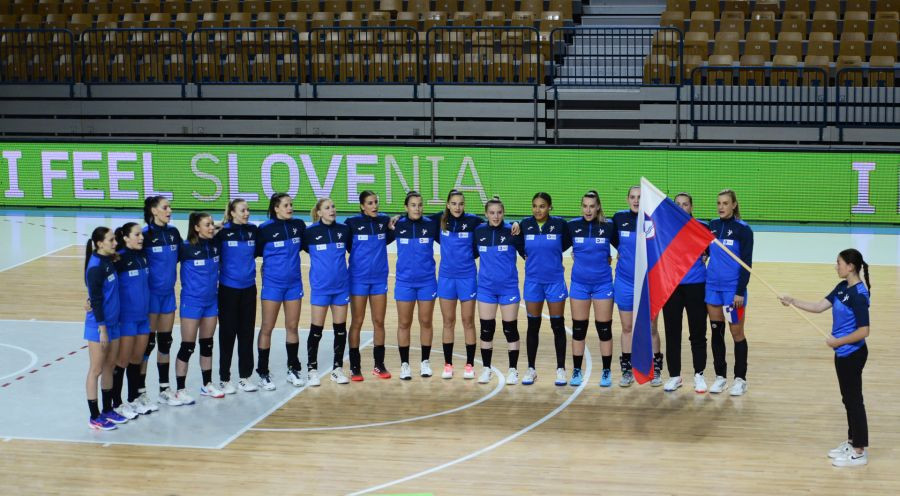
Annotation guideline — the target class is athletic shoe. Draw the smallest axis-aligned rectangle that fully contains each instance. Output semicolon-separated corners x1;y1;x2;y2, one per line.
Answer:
554;368;567;386
463;364;475;380
307;369;321;387
569;368;583;387
238;378;258;392
174;389;195;405
138;392;159;412
729;378;748;396
619;370;634;387
350;368;364;382
441;363;453;379
115;403;138;420
505;368;519;385
832;449;868;467
709;375;728;394
828;441;853;459
219;380;237;395
372;365;392;379
258;373;276;391
599;369;612;388
103;410;128;424
399;362;412;381
287;368;306;387
420;360;433;378
200;382;225;398
330;368;350;384
89;416;117;431
131;399;152;416
664;376;683;392
693;373;708;393
650;372;663;387
158;387;183;406
522;367;537;385
477;368;492;384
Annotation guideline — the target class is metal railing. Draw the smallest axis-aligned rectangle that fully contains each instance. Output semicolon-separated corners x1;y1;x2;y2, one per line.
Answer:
0;28;75;95
81;28;187;96
835;67;899;141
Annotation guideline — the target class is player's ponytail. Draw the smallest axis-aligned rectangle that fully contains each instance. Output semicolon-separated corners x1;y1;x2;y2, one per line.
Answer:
441;189;463;232
144;196;163;225
85;226;111;272
838;248;872;293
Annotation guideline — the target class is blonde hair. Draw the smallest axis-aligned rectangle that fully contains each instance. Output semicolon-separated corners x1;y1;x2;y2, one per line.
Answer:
311;197;333;223
718;189;740;219
223;198;246;224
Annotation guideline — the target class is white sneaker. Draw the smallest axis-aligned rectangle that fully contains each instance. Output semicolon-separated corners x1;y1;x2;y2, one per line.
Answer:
441;363;453;379
729;378;747;396
693;373;708;393
650;373;663;387
219;380;237;395
522;367;537;385
477;368;492;384
158;388;183;406
200;382;225;398
709;375;728;394
664;376;683;392
307;369;321;387
131;398;152;415
619;370;634;387
554;368;567;386
463;364;475;379
286;368;306;387
832;449;868;467
506;368;519;385
399;362;412;380
238;378;258;392
257;373;276;391
116;403;138;420
828;441;852;459
174;389;195;405
420;360;433;377
330;368;350;384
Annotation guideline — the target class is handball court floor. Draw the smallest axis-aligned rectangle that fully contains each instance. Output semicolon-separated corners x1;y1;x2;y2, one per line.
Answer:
0;211;899;496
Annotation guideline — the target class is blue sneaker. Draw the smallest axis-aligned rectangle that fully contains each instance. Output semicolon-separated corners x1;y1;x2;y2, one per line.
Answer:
569;368;583;386
102;410;128;424
89;416;117;431
599;368;612;387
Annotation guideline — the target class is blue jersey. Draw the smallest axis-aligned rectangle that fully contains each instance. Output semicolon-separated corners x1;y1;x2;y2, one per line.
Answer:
681;220;708;285
215;221;259;289
85;253;120;327
612;210;637;286
345;213;394;285
114;248;150;323
439;213;484;279
521;216;571;284
179;239;220;305
474;222;524;295
142;223;182;295
568;216;615;286
394;214;440;285
707;217;753;295
826;281;870;358
302;221;350;294
256;218;306;289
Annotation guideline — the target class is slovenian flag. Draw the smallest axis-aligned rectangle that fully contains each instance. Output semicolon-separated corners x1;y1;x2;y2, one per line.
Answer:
632;178;716;384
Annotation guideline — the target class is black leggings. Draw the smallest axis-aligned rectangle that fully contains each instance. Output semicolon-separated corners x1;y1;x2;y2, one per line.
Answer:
662;282;707;377
218;284;257;381
835;345;868;449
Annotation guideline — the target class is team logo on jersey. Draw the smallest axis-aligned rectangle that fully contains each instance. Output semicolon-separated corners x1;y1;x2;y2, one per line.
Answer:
500;236;506;243
508;296;517;302
727;229;733;237
273;232;280;238
575;228;582;233
462;223;468;230
528;225;535;231
357;225;365;231
292;228;298;235
842;293;849;303
337;232;343;240
128;261;133;266
194;250;201;256
422;229;428;235
378;224;383;231
152;238;159;243
622;222;629;227
399;230;407;234
549;225;555;232
479;237;486;242
315;235;322;240
227;232;235;237
213;247;217;254
598;228;604;235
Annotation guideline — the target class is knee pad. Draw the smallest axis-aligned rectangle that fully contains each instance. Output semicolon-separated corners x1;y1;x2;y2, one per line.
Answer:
199;337;214;357
572;319;588;341
549;316;565;336
309;324;324;341
157;332;173;355
176;342;196;362
501;320;520;343
333;322;347;338
595;320;613;342
479;319;496;342
144;332;157;358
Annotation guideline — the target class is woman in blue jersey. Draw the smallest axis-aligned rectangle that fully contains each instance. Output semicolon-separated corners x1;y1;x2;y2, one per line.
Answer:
780;249;871;467
567;191;616;387
392;191;440;380
142;195;182;406
612;186;663;387
346;191;395;381
84;227;126;430
215;199;260;394
706;189;753;396
661;193;709;393
474;197;525;385
521;192;571;386
256;193;307;390
174;212;223;404
303;198;352;385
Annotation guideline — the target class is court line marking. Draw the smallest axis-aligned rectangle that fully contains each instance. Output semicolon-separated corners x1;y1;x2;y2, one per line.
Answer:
0;344;38;382
0;243;76;273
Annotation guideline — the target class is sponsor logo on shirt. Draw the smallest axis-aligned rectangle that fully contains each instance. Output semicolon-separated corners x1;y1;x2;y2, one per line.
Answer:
336;242;344;249
418;238;429;244
316;244;327;251
497;245;508;251
723;239;734;246
228;241;238;247
194;260;205;266
152;246;163;253
575;237;584;243
273;241;285;247
357;235;369;241
128;269;139;277
458;232;469;238
479;246;487;252
377;233;385;240
621;231;631;238
547;234;557;240
400;238;410;244
526;234;535;240
107;274;116;282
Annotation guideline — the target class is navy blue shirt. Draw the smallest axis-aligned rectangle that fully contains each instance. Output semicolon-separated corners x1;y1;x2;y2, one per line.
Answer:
256;218;305;289
215;221;259;290
142;223;182;296
114;248;150;323
612;210;638;287
439;213;484;279
707;216;753;295
568;216;615;286
680;220;708;285
520;215;571;285
826;281;870;357
179;238;220;306
85;253;120;327
474;222;524;295
345;213;394;285
302;220;350;295
394;214;440;286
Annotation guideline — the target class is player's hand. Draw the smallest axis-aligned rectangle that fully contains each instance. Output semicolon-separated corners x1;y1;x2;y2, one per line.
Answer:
83;298;91;311
99;325;109;348
511;222;521;236
778;295;793;307
733;295;745;308
388;215;400;230
825;336;840;349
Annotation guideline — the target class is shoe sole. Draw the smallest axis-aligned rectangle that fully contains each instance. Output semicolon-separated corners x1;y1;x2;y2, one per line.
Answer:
665;383;683;392
400;376;412;380
554;381;566;386
350;376;364;382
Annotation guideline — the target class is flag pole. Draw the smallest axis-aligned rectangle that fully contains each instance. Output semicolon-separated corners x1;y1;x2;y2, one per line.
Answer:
712;238;829;338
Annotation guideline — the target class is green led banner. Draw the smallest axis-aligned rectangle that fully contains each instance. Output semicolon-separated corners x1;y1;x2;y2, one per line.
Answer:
0;142;897;223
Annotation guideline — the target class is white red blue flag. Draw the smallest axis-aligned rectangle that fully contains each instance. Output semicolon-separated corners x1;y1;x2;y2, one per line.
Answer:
632;178;715;384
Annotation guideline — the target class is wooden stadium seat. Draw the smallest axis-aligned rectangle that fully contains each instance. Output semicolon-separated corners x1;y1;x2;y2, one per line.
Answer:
714;31;740;58
462;0;486;16
134;0;158;15
60;0;83;16
136;53;159;82
723;0;750;17
452;10;474;25
0;14;15;27
190;0;213;14
684;31;709;60
83;53;109;82
310;11;335;29
222;52;247;82
283;12;308;31
95;12;117;28
394;10;418;29
434;0;459;15
774;31;801;58
310;52;333;81
338;10;359;26
110;53;134;82
322;0;346;13
428;52;451;82
45;13;68;28
292;0;315;15
807;31;834;60
652;30;681;60
689;10;715;38
268;0;291;15
872;31;899;58
242;0;265;14
781;11;808;37
868;56;895;87
174;12;196;30
811;10;837;36
120;12;145;27
18;13;42;27
746;31;772;58
377;0;401;14
406;0;429;16
519;0;542;15
877;0;899;13
846;0;871;14
749;11;775;38
771;54;799;85
199;12;223;27
163;0;185;14
511;11;534;27
738;54;766;85
278;52;300;82
193;52;216;81
706;54;734;85
838;38;866;58
665;0;689;17
546;0;570;19
148;12;172;28
842;11;870;37
875;10;899;23
68;12;93;32
753;0;779;16
83;0;107;15
337;53;363;82
683;54;703;83
836;55;864;86
252;11;276;27
422;10;447;31
642;54;671;84
37;0;60;16
11;0;35;15
660;10;684;32
351;0;375;16
481;10;504;26
786;0;810;16
367;10;390;25
216;0;240;15
694;0;719;17
228;12;250;27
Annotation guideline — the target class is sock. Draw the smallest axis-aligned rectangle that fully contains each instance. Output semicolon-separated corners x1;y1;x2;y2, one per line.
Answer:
654;353;664;372
621;352;632;372
332;323;347;369
374;345;386;368
88;399;100;419
126;363;141;402
157;361;169;391
286;342;300;370
550;317;566;369
710;321;727;377
526;315;541;369
101;388;113;413
202;369;212;385
508;349;519;369
443;342;453;365
139;371;146;391
602;355;612;370
421;345;431;361
734;339;748;380
399;345;410;364
307;324;324;370
481;348;493;368
573;355;583;369
465;343;476;366
176;376;186;390
257;347;270;375
112;366;125;408
349;347;361;371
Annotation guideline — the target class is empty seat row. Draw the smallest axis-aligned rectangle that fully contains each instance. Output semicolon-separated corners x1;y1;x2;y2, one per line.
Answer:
664;10;900;40
666;0;899;17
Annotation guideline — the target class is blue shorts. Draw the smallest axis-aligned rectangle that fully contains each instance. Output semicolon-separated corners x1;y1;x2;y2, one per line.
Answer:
261;284;303;302
311;290;351;307
84;323;120;342
706;287;747;324
395;280;438;302
119;320;150;337
614;279;634;311
437;276;478;302
524;280;568;303
477;289;521;305
180;301;218;320
350;281;389;297
570;280;614;301
149;292;176;315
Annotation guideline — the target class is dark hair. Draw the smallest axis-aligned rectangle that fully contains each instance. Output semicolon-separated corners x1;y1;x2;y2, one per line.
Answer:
582;190;605;221
114;222;140;251
627;185;640;196
267;192;291;220
359;190;377;214
484;195;503;212
143;195;166;225
224;198;247;224
532;192;552;207
404;190;422;207
441;189;464;231
838;248;871;292
187;212;212;245
718;189;740;219
85;226;111;272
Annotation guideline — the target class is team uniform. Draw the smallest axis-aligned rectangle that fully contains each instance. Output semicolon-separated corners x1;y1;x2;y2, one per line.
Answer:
611;210;637;312
661;236;708;392
114;247;152;413
393;214;440;302
84;251;123;429
345;213;394;296
438;213;484;302
303;220;351;375
143;223;182;315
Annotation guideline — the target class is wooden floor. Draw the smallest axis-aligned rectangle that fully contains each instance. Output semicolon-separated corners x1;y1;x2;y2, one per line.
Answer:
1;245;898;495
